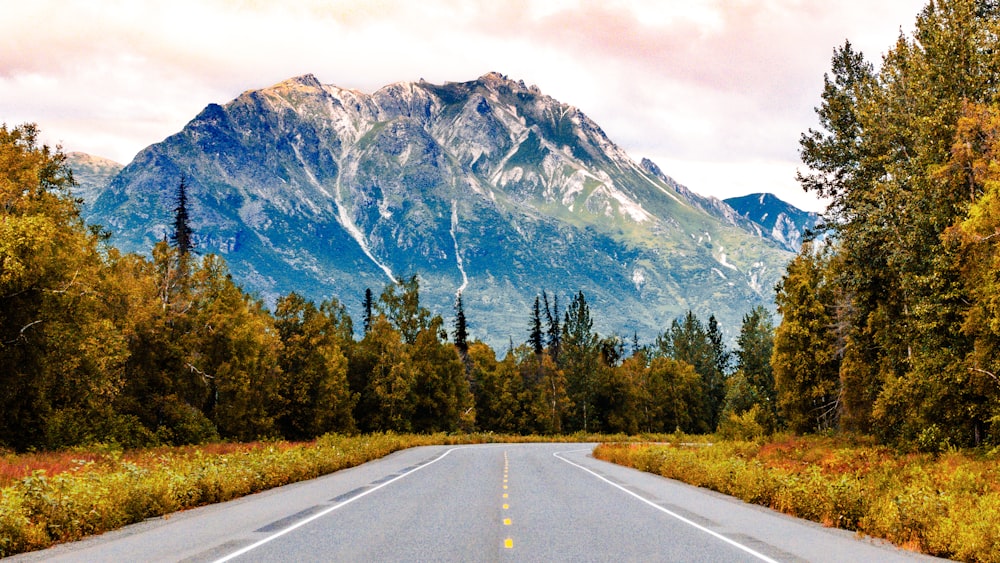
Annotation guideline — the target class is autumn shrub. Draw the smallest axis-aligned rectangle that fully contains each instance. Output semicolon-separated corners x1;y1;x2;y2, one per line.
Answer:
594;436;1000;562
0;431;644;557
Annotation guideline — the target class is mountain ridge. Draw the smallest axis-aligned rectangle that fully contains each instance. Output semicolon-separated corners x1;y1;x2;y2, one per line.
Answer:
82;72;796;346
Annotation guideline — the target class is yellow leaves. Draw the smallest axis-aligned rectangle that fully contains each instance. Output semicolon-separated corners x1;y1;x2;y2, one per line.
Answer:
0;213;57;290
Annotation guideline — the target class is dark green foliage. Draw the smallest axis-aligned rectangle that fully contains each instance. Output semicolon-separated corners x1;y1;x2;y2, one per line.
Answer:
529;296;544;356
453;293;468;357
170;175;194;255
722;306;779;434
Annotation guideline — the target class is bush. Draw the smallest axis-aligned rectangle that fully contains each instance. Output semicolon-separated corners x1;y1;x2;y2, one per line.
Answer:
594;435;1000;562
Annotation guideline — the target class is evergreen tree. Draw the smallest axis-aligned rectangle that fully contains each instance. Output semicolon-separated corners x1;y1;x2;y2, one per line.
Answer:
727;306;779;432
561;291;600;432
170;175;194;256
773;243;842;433
362;288;374;335
654;311;716;432
543;291;561;362
529;296;544;356
453;293;469;357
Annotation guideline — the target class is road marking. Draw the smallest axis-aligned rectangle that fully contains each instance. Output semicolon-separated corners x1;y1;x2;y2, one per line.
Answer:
503;504;509;509
504;538;514;549
553;450;780;563
211;447;464;563
503;493;508;498
504;518;512;525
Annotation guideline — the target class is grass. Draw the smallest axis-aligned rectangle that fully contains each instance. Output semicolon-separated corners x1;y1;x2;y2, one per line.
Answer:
0;431;647;557
593;434;1000;562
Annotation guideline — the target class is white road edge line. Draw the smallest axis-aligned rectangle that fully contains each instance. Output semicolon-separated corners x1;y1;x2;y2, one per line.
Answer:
212;446;463;563
553;449;780;563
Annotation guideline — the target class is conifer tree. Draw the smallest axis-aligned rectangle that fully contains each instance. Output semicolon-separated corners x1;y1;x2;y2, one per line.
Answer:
529;296;544;357
453;293;468;357
362;288;374;335
562;291;599;432
543;291;561;362
170;175;194;255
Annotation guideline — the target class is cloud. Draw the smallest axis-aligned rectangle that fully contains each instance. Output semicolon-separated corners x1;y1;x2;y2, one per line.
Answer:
0;0;926;210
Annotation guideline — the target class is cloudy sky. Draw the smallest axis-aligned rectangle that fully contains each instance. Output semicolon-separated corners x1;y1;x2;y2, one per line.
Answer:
1;0;927;211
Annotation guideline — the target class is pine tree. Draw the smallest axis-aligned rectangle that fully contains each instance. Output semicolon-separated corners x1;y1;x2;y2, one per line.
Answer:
543;292;561;362
453;293;468;356
529;296;544;356
170;175;194;255
562;291;599;432
362;288;374;335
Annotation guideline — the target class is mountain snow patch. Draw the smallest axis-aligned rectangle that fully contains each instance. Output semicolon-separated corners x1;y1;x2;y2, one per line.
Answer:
632;267;646;291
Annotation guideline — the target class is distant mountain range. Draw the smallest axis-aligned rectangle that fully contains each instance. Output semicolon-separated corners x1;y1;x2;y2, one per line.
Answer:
724;193;821;253
68;72;814;347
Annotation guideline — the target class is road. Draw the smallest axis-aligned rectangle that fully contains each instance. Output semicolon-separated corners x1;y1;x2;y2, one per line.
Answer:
14;443;939;562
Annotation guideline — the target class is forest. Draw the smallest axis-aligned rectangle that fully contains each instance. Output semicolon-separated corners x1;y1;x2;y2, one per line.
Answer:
774;0;1000;449
5;0;1000;453
0;120;781;451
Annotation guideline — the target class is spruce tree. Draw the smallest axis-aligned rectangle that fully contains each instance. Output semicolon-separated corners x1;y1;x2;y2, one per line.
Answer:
543;291;561;362
530;296;544;356
170;175;194;255
362;288;374;335
453;293;468;356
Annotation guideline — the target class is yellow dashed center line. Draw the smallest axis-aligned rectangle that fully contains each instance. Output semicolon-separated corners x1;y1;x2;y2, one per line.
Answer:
502;452;513;550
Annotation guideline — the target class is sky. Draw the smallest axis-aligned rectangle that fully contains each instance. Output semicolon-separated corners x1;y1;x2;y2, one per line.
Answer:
1;0;928;212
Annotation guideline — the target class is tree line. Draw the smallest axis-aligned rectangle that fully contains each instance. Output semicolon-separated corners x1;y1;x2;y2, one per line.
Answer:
0;123;783;450
771;0;1000;449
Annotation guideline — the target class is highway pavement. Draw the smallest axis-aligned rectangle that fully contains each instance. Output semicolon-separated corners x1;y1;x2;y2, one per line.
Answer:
12;443;941;562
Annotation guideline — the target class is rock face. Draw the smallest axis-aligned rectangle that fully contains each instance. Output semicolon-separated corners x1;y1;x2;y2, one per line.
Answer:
65;152;123;206
724;193;821;252
85;72;794;346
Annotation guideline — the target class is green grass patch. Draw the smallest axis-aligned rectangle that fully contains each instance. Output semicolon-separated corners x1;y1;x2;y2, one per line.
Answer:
593;434;1000;562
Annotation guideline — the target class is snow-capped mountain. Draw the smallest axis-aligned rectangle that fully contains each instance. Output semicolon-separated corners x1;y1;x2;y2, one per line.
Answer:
84;72;794;345
724;193;821;252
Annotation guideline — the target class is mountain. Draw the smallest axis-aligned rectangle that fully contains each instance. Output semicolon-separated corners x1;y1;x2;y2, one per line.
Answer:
85;72;793;347
724;193;821;252
65;152;123;206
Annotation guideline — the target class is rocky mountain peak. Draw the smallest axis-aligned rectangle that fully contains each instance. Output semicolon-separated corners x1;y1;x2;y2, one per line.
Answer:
85;72;797;346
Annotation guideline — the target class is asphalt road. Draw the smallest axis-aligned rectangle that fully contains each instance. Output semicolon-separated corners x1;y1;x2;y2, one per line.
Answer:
14;443;940;562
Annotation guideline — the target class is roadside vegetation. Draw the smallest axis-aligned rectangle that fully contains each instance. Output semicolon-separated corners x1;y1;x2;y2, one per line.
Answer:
5;0;1000;560
594;436;1000;562
0;432;634;557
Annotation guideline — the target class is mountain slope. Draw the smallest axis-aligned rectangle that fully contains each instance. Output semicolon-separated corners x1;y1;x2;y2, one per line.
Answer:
65;152;122;206
724;193;821;252
87;72;793;346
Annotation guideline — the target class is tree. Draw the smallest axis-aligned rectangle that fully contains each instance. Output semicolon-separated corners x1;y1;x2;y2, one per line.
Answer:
561;291;600;432
170;175;194;256
529;296;544;357
655;311;718;432
0;124;129;450
723;306;778;433
791;0;1000;445
543;291;561;362
773;243;842;433
356;316;415;432
362;288;374;335
453;293;468;357
378;274;430;345
407;314;473;433
275;292;357;439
